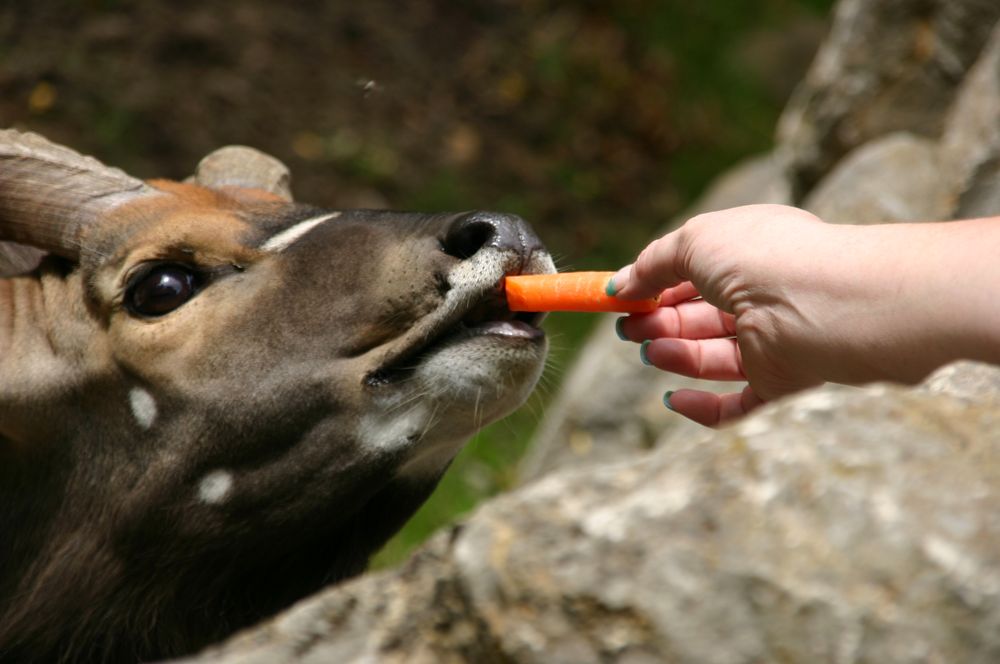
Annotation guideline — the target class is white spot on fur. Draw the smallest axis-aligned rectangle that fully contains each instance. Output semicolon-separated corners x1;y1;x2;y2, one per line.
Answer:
198;470;234;504
261;212;341;251
357;402;465;478
358;403;429;453
129;387;157;429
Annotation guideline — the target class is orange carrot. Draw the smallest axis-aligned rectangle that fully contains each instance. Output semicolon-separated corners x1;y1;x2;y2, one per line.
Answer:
505;272;660;313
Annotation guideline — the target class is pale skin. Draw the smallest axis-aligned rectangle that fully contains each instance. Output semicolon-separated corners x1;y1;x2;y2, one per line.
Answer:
610;204;1000;427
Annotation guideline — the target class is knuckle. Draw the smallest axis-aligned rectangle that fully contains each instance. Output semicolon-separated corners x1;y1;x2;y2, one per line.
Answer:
633;247;656;281
675;224;699;275
684;212;711;233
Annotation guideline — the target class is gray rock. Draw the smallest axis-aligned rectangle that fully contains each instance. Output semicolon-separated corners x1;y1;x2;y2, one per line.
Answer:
176;362;1000;664
777;0;1000;198
918;359;1000;402
803;132;951;224
519;152;789;483
939;22;1000;219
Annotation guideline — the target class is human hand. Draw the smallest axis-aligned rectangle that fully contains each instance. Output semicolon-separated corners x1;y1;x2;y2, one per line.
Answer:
609;204;965;426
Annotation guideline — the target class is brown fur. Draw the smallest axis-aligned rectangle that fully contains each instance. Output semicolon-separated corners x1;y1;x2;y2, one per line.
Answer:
0;133;549;663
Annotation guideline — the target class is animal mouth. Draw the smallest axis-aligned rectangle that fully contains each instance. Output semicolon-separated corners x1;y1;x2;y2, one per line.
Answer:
452;289;546;340
364;279;546;388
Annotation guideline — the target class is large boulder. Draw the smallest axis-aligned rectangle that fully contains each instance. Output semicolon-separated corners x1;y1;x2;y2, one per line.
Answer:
938;21;1000;218
803;20;1000;225
777;0;1000;197
802;132;951;224
175;362;1000;664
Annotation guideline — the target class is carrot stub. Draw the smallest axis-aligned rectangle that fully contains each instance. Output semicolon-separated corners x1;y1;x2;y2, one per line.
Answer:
505;271;660;313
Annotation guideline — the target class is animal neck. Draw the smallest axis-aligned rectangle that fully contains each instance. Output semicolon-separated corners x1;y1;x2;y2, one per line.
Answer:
0;417;446;663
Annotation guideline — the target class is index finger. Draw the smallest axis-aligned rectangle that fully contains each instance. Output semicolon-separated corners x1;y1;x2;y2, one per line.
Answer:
610;230;686;300
658;280;699;306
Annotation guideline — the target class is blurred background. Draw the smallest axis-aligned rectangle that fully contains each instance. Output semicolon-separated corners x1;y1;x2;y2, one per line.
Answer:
0;0;833;565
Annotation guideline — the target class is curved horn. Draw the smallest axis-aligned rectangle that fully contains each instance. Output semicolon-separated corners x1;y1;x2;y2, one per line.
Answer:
0;129;155;259
192;146;293;201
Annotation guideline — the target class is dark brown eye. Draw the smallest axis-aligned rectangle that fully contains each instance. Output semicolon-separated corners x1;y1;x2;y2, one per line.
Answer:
126;265;199;317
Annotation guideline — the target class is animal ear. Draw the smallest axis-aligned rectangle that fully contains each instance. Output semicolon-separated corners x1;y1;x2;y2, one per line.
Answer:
0;241;46;277
191;146;293;202
0;129;156;260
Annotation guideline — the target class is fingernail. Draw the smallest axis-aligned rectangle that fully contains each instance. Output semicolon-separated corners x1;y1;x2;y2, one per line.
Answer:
605;275;619;296
614;317;627;340
606;267;629;296
663;390;675;411
640;339;653;365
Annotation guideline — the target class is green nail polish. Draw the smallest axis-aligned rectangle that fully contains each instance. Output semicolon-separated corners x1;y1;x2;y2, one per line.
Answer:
605;277;618;296
640;340;652;365
614;317;627;340
663;391;675;411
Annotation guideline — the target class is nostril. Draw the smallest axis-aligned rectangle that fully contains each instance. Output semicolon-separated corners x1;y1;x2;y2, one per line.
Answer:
441;211;542;264
442;218;496;260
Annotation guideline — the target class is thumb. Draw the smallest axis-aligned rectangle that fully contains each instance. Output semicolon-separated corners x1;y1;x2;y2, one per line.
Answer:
610;230;687;300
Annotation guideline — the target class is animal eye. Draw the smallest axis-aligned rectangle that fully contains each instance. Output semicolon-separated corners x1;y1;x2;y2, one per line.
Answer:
126;264;200;317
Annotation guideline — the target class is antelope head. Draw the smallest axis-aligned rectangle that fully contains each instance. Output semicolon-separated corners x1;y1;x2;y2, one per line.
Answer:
0;129;552;663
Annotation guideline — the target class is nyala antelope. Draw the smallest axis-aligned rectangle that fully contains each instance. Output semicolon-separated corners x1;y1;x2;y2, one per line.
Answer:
0;129;551;663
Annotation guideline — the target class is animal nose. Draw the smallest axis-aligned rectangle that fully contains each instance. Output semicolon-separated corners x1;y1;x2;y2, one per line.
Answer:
442;211;544;265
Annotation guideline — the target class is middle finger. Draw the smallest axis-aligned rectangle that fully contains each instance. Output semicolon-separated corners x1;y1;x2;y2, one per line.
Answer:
619;300;736;341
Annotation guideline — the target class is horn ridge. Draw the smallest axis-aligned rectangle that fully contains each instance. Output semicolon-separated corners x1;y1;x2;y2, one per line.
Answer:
0;129;154;259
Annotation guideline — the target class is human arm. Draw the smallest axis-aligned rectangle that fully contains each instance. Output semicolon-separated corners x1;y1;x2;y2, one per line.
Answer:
610;204;1000;426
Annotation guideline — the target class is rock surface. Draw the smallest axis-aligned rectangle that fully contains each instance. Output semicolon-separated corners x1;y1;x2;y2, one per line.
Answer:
777;0;1000;197
176;362;1000;664
803;20;1000;223
939;21;1000;219
802;132;951;224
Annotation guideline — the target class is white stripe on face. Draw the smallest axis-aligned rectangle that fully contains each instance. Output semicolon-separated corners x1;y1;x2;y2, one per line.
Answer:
261;212;341;252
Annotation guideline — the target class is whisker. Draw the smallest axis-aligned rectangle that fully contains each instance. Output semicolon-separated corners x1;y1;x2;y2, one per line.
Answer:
472;386;483;432
418;401;443;442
